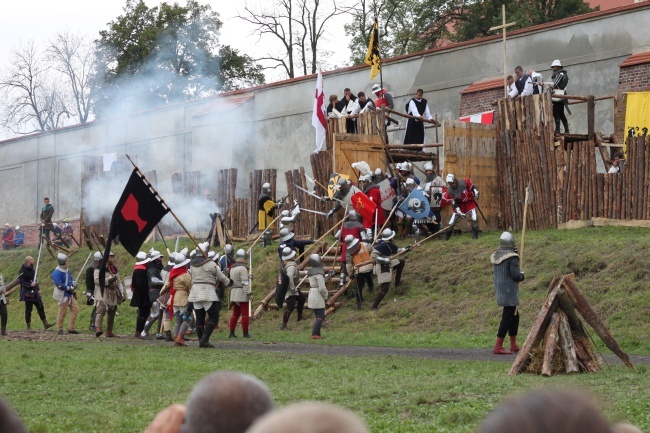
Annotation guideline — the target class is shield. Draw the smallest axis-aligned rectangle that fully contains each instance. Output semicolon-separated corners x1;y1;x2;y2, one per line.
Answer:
327;173;350;198
351;192;377;222
425;183;447;208
398;188;431;219
376;178;396;211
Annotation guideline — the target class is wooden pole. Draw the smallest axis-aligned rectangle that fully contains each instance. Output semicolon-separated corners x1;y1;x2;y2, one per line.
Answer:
520;183;530;269
125;155;207;257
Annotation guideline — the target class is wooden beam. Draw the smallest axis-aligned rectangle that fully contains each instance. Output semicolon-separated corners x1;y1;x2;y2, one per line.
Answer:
509;275;562;375
387;144;443;149
542;312;560;376
557;309;580;373
562;278;633;368
591;217;650;228
384;108;440;125
587;96;595;141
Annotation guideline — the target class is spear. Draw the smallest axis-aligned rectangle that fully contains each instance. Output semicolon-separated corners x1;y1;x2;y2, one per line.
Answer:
520;183;532;269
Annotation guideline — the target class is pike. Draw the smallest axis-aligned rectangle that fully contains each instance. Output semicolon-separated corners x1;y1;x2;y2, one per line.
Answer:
34;226;45;283
515;183;533;317
390;224;454;259
74;252;94;283
156;225;171;255
299;207;329;216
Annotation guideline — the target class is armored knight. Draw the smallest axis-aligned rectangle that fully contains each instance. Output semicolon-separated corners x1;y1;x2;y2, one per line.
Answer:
442;174;480;240
370;229;408;310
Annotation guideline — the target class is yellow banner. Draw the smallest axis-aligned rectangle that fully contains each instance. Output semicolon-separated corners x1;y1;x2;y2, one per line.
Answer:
364;21;381;80
625;92;650;154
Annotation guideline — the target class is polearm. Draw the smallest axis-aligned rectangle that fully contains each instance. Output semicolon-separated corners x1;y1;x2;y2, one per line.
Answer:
370;200;400;250
33;225;45;283
473;200;489;225
294;216;347;265
520;183;532;269
390;224;454;260
125;155;207;258
156;225;171;256
247;213;283;254
74;252;94;283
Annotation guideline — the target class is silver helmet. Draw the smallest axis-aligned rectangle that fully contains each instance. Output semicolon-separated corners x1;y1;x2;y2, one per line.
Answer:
345;234;360;252
309;254;322;268
348;210;359;222
94;252;103;262
381;228;395;241
500;231;516;249
262;182;272;194
279;228;294;242
236;248;247;260
224;244;234;256
57;253;68;266
281;247;296;261
424;162;434;171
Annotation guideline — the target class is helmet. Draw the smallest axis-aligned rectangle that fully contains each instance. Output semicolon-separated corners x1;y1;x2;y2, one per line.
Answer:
3;223;8;227
149;250;162;261
94;252;103;262
374;168;383;177
15;226;20;230
337;177;348;188
109;251;115;257
424;162;433;171
345;234;360;252
309;254;322;268
174;254;190;268
53;223;58;228
135;251;149;264
262;182;272;193
380;228;395;241
359;174;371;182
179;247;189;257
236;249;247;260
198;241;210;252
500;232;516;249
348;210;359;222
405;178;415;188
395;162;403;171
279;228;294;242
281;247;296;261
57;253;68;266
208;251;216;259
224;244;234;256
551;59;562;68
445;174;456;183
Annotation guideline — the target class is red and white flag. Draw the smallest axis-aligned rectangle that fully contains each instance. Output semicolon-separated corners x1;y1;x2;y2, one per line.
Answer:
312;69;327;153
459;110;494;124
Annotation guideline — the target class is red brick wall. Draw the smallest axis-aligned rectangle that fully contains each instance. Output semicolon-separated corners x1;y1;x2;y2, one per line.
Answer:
459;88;502;118
615;63;650;138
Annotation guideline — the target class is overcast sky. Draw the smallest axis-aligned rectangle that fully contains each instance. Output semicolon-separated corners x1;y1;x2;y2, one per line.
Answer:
0;0;353;83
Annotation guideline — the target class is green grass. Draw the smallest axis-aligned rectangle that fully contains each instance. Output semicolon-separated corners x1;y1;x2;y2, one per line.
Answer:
0;341;648;433
2;226;650;353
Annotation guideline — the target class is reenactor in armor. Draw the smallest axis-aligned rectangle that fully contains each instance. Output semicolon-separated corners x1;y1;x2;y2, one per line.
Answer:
278;247;305;330
228;249;253;339
93;251;123;338
344;235;374;310
307;254;329;339
442;174;480;240
370;229;409;310
258;182;283;247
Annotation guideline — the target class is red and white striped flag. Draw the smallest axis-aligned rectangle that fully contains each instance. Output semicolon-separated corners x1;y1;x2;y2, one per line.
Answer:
312;69;327;153
459;110;494;124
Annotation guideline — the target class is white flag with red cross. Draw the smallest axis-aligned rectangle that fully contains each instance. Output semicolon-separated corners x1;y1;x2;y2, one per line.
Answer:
312;69;327;153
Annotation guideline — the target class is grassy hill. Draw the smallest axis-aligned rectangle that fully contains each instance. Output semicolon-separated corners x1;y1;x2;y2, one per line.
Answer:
1;226;649;354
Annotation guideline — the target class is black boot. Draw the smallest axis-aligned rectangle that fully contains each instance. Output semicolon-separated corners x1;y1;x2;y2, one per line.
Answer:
243;332;252;339
195;326;204;341
554;119;561;134
165;330;173;342
297;311;303;322
371;285;389;310
394;261;404;287
472;226;479;239
229;330;237;338
281;310;291;330
199;322;216;348
562;119;570;134
445;229;453;241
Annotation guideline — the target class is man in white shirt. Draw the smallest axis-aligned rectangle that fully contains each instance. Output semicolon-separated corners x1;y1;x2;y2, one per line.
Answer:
348;92;375;118
404;89;433;144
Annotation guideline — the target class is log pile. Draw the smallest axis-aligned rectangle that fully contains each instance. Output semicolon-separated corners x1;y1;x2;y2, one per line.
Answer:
310;151;334;238
509;274;633;376
497;92;650;230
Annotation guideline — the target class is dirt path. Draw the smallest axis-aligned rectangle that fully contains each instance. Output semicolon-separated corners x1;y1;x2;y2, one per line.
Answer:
3;330;649;365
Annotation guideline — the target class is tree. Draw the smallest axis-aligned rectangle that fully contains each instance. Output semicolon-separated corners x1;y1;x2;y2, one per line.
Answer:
452;0;595;42
93;0;265;116
238;0;350;79
0;41;71;134
344;0;468;64
47;31;95;124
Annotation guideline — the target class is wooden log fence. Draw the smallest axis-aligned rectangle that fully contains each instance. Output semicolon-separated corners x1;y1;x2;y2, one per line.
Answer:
497;92;650;230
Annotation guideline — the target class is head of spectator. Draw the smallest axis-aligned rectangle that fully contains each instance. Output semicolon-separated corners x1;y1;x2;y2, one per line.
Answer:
415;89;424;100
247;402;369;433
476;389;613;433
329;95;338;106
612;423;643;433
43;197;50;205
0;395;27;433
181;371;274;433
551;59;563;71
344;88;354;100
371;83;385;97
357;92;367;104
507;75;515;87
612;152;624;167
514;66;524;79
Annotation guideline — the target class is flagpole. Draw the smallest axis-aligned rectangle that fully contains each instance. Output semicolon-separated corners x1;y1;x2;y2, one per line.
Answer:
375;17;383;94
125;155;207;258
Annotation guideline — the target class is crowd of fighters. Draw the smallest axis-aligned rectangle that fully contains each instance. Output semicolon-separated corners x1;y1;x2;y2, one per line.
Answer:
0;160;527;355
